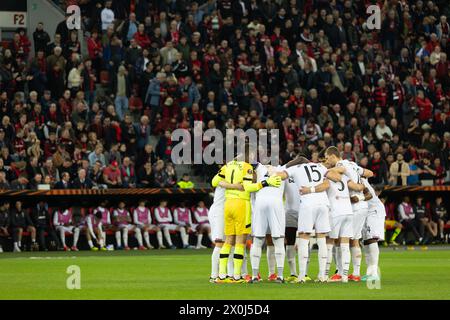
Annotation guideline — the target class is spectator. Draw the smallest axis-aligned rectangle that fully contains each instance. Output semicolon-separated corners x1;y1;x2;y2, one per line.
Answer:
102;160;122;188
111;65;131;120
72;168;94;189
177;173;195;189
407;158;421;186
54;171;72;189
33;22;51;54
389;153;410;186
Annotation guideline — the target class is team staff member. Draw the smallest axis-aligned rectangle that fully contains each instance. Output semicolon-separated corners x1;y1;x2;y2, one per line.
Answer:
216;145;281;283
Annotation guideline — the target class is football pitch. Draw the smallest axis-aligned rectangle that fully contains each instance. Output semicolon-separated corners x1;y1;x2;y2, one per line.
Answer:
0;248;449;300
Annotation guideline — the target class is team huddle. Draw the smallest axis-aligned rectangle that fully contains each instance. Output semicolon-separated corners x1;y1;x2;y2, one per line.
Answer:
208;145;384;284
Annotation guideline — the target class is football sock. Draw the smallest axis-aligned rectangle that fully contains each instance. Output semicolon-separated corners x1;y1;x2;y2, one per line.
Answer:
211;245;221;278
364;244;372;274
156;230;163;247
60;229;66;247
368;242;379;276
306;245;311;276
251;237;264;278
219;243;232;279
340;243;350;277
233;243;245;280
88;240;94;248
135;228;143;246
227;247;234;277
163;228;173;246
208;232;212;242
115;231;122;247
325;243;334;277
286;245;297;276
297;238;309;280
266;245;276;276
73;228;80;247
180;228;189;246
273;237;285;279
317;237;327;279
351;246;362;276
101;232;106;245
241;246;248;276
123;228;129;247
197;234;203;247
335;246;342;275
391;228;401;242
144;231;151;247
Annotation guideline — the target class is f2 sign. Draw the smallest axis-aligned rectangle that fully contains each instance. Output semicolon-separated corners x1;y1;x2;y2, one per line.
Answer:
66;5;81;30
366;5;381;30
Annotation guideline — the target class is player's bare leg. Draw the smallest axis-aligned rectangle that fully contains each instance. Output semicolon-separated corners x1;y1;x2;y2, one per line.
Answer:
349;239;362;281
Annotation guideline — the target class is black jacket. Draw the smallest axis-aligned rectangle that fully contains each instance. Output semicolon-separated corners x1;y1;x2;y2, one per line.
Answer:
11;209;33;228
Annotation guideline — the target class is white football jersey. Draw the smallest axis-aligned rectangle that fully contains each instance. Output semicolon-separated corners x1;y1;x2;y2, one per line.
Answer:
336;159;368;210
212;186;225;207
286;162;330;206
283;166;301;213
327;174;353;217
362;178;385;215
255;164;285;201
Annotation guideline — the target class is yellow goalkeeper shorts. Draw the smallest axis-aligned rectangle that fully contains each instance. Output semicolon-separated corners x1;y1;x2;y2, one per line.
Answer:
224;198;251;236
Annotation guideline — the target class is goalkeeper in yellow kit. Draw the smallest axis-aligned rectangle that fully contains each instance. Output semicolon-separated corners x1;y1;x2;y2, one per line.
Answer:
214;147;282;283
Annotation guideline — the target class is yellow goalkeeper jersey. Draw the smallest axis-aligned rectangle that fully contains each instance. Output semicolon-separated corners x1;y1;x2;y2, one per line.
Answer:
223;160;255;201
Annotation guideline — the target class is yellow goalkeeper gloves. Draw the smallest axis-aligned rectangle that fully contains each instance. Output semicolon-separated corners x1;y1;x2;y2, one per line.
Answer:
261;175;282;188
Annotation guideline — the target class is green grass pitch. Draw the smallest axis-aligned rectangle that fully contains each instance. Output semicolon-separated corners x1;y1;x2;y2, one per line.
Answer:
0;248;449;299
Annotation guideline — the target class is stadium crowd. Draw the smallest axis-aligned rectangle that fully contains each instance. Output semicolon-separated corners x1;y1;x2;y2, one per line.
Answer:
0;0;449;190
0;0;449;250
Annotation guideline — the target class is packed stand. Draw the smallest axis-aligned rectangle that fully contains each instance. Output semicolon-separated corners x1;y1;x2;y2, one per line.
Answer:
0;0;450;191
